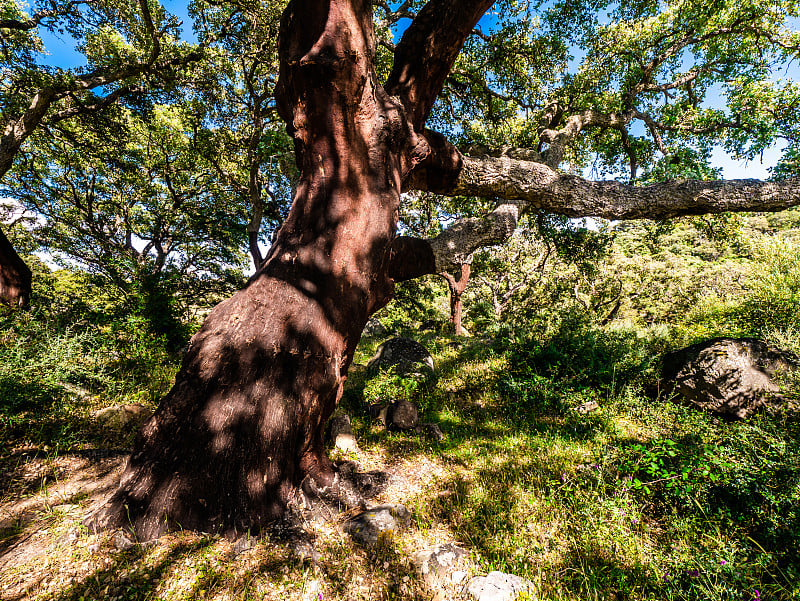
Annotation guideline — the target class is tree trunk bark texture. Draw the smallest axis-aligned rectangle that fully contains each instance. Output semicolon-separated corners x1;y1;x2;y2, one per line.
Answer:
91;0;478;540
441;262;471;336
0;226;31;307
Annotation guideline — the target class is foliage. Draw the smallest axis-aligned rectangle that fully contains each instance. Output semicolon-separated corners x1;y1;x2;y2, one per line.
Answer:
681;235;800;340
0;267;181;452
3;106;249;345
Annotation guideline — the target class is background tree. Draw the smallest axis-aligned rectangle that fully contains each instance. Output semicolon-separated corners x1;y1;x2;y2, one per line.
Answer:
0;0;209;306
2;104;249;344
188;0;295;269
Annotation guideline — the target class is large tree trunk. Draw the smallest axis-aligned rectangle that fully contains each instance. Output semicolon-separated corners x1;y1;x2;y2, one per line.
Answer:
91;0;474;540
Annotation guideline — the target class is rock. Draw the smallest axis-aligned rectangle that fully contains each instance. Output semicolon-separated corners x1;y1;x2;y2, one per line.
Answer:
388;399;419;430
328;414;359;452
466;571;534;601
287;530;321;564
328;414;353;439
420;319;442;332
367;337;435;377
413;543;468;589
343;504;411;546
572;400;600;414
93;403;152;431
369;402;391;425
363;317;388;337
334;433;359;453
370;399;421;431
662;337;799;419
415;422;444;441
112;531;134;551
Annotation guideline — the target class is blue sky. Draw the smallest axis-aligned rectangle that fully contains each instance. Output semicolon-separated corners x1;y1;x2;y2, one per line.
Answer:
32;1;789;180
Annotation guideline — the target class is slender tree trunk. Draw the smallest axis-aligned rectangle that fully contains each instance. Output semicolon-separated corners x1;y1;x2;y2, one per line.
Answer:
0;91;56;307
440;262;471;336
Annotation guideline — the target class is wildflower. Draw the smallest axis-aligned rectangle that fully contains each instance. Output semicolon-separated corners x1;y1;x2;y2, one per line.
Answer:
720;560;726;565
754;590;761;601
662;571;670;581
318;594;323;601
685;569;699;577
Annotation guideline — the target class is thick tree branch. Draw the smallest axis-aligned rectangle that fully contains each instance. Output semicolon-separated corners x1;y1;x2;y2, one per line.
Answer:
447;155;800;221
395;150;800;276
384;0;494;129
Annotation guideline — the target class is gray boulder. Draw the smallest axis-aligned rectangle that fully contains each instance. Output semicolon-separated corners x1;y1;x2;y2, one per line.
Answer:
388;399;419;430
415;422;444;441
467;571;534;601
413;543;468;589
363;317;388;337
367;337;434;377
662;337;798;419
369;399;420;431
343;504;411;546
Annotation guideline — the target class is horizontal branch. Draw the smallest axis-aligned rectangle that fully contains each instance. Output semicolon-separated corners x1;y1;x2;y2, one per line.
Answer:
396;150;800;276
447;155;800;221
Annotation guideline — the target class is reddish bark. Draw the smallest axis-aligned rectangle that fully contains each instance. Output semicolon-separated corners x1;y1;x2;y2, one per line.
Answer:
440;262;471;336
92;0;485;540
0;226;31;308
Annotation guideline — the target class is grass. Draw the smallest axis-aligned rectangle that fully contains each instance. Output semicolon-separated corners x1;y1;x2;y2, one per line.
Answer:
1;319;798;600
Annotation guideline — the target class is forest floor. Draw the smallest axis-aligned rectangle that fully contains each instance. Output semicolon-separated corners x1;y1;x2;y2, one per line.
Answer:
1;329;798;601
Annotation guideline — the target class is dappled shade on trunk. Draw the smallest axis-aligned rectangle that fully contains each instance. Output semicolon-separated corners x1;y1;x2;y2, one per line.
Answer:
91;0;486;539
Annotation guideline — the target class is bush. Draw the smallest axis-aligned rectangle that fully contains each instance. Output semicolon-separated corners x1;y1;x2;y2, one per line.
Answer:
682;237;800;340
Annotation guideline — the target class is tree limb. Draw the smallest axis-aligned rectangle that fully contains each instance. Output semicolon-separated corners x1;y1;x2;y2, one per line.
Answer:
395;150;800;276
384;0;495;129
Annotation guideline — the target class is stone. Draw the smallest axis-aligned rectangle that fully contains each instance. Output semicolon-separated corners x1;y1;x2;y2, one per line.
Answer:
343;504;411;546
387;399;419;430
328;414;359;452
287;530;321;564
112;531;134;551
420;319;442;332
662;337;799;419
367;337;435;377
334;433;359;453
328;414;353;439
93;404;152;431
363;317;388;337
415;422;444;441
413;543;468;589
572;400;600;414
466;571;534;601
